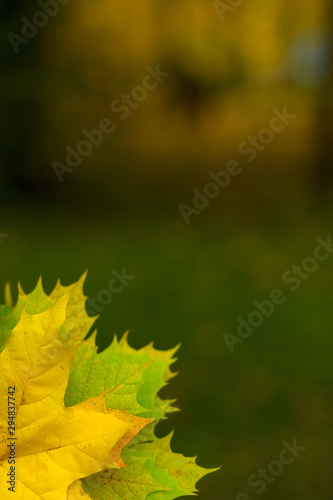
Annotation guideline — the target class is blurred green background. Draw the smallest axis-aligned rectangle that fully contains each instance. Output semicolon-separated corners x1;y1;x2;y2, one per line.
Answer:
1;0;333;498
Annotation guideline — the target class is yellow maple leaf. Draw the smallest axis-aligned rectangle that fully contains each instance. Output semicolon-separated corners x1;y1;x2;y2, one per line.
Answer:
50;271;97;343
0;292;150;500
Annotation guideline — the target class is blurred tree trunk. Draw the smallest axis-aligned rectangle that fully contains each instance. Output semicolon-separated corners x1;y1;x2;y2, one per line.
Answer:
315;0;333;194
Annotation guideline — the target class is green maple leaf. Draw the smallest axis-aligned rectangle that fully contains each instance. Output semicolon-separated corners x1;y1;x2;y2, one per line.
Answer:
82;448;170;500
99;333;179;419
130;433;218;500
64;334;150;415
71;332;217;500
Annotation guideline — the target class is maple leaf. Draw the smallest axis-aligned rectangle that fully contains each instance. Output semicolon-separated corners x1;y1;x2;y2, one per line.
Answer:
80;432;218;500
65;331;179;420
128;433;218;500
0;275;217;500
73;334;217;500
66;329;217;500
0;291;150;500
49;271;97;343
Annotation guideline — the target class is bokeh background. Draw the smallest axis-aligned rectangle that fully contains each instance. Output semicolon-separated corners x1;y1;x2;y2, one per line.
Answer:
1;0;333;498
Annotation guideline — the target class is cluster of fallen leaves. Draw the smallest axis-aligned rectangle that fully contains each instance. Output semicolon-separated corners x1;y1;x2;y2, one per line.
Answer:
0;274;215;499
